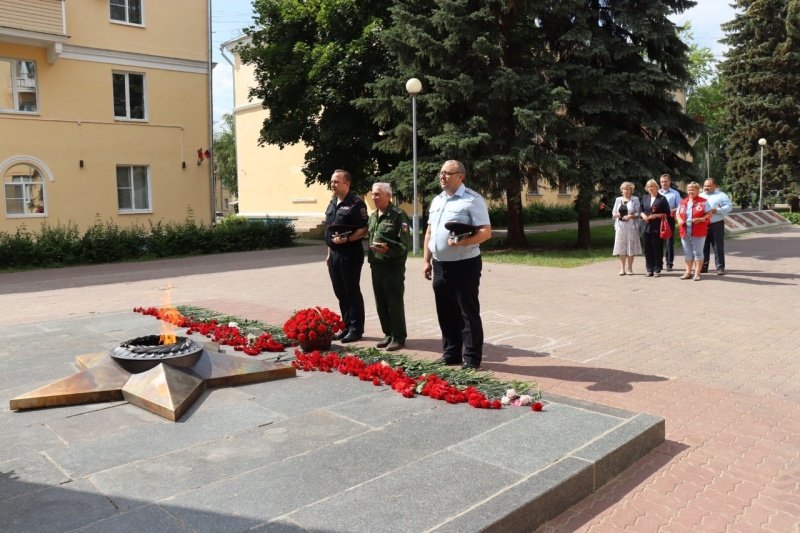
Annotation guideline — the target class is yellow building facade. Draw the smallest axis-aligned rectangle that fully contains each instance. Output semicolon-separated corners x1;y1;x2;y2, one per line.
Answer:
222;37;330;233
0;0;212;234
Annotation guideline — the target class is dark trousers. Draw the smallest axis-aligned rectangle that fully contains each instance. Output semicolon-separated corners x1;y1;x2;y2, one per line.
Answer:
643;231;664;274
328;251;365;334
702;220;725;272
663;217;676;268
370;262;407;341
432;256;483;365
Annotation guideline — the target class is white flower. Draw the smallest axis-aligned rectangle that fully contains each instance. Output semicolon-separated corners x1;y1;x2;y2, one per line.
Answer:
518;395;533;406
505;388;517;399
500;396;511;405
380;360;390;367
228;321;238;328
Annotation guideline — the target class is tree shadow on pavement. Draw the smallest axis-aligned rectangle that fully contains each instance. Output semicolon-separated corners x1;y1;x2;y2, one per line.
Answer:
407;338;668;393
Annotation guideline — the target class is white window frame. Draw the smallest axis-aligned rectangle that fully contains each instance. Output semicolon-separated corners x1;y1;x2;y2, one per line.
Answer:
526;179;541;196
109;0;144;26
2;162;47;218
0;58;39;114
112;71;147;121
116;165;152;213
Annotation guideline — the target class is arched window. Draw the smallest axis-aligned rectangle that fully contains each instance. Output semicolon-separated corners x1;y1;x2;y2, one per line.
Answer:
3;160;47;217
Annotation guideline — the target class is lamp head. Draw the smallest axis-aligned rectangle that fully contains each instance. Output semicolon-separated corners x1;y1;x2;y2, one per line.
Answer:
405;78;422;96
758;138;767;146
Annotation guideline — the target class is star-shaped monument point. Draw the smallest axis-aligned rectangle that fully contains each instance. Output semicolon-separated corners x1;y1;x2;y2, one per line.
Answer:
10;340;295;421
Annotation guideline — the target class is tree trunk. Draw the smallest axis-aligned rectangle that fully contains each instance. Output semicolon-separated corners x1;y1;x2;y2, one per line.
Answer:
576;185;593;249
505;178;528;248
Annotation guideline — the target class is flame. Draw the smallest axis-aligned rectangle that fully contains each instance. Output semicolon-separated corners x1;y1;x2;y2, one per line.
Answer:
159;284;178;345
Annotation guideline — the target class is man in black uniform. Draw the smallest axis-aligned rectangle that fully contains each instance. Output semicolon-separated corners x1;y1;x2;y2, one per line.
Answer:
367;182;411;351
325;169;368;343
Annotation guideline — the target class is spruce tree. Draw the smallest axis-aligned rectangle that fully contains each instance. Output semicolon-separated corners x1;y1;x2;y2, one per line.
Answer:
536;0;700;247
361;0;559;247
720;0;800;201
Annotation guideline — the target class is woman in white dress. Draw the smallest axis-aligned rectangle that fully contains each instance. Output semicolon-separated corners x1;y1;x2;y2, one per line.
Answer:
612;182;642;275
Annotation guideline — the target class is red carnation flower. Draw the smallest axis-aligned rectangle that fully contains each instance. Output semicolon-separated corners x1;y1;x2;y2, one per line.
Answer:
532;402;543;411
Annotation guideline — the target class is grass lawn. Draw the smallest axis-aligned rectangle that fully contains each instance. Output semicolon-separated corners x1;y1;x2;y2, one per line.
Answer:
480;225;683;268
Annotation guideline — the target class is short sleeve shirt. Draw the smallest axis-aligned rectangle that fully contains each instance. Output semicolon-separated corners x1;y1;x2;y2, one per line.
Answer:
427;183;490;262
325;192;368;252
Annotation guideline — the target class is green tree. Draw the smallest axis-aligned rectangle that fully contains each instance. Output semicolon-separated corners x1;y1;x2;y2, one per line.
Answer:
538;0;700;248
686;78;727;186
213;113;238;195
240;0;397;192
359;0;557;247
720;0;800;201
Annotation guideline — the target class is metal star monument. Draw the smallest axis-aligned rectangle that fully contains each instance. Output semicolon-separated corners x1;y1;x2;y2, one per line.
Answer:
10;338;295;421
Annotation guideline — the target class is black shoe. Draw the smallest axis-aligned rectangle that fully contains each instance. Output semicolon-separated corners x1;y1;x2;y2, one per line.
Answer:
340;332;362;344
716;268;725;276
332;331;347;341
436;356;461;366
666;266;673;272
646;272;654;277
700;268;708;274
461;361;481;370
376;336;392;348
386;340;405;351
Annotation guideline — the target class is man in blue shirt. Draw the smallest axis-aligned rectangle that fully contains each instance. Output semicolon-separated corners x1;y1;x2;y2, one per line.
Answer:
422;160;492;369
658;173;682;271
700;178;733;275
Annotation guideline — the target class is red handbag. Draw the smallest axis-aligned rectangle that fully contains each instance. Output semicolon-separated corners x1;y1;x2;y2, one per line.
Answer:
659;216;673;239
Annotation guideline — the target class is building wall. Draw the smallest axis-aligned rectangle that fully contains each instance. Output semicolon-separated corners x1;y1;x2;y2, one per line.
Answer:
229;48;330;219
0;0;211;234
0;0;63;35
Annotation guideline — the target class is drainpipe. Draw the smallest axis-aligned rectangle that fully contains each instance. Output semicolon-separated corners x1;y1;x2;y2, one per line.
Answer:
207;0;215;223
219;42;238;215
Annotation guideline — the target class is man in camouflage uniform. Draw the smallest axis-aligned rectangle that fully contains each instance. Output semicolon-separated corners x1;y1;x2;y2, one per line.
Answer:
367;182;411;351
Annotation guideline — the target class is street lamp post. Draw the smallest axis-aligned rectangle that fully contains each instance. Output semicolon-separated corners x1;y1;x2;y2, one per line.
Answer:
406;78;422;254
758;138;767;210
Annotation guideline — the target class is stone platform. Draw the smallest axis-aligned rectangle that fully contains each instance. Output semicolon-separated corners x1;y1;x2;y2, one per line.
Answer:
1;312;662;532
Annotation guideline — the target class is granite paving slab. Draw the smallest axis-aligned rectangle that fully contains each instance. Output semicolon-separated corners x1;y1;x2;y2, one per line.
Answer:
1;312;665;532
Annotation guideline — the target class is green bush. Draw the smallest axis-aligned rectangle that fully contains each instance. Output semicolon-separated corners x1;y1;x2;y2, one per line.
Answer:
783;212;800;224
489;202;606;227
0;216;296;270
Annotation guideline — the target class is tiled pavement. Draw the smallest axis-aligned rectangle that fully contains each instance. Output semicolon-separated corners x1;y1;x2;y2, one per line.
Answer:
1;225;798;531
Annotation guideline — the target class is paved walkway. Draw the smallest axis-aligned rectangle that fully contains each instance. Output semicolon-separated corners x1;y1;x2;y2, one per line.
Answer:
1;225;798;531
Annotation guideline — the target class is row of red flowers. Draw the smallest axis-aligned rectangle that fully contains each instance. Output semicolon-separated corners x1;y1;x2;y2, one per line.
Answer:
133;306;284;356
292;350;543;411
133;305;543;411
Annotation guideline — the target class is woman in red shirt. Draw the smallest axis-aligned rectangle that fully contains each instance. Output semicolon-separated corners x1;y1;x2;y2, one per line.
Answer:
675;182;712;281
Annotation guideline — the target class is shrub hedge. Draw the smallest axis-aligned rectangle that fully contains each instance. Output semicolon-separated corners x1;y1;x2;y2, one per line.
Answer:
488;201;606;227
0;216;296;270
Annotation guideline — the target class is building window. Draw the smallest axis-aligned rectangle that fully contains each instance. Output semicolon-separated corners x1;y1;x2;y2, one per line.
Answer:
527;179;540;196
110;0;143;25
116;165;150;212
113;72;146;120
0;59;38;113
4;163;45;216
558;179;571;195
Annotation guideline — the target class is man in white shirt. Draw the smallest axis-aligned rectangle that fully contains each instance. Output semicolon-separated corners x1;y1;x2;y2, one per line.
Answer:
700;178;733;275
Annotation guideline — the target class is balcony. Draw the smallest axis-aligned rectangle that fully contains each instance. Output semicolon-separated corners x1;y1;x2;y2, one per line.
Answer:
0;0;68;63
